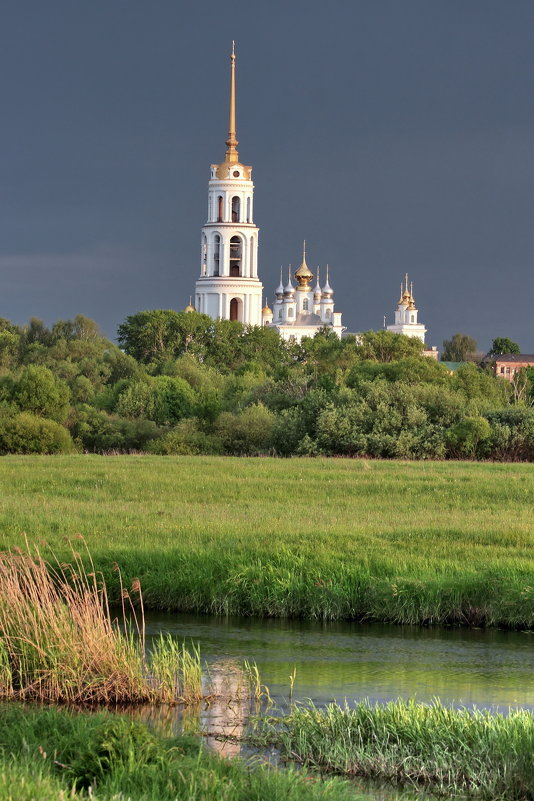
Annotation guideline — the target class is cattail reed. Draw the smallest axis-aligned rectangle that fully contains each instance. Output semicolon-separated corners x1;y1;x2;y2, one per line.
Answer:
0;540;202;705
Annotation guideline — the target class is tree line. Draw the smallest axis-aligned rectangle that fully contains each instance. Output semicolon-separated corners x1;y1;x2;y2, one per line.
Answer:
0;311;532;460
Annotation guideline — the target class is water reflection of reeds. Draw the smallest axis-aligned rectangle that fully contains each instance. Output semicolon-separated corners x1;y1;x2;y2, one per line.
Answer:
130;659;266;757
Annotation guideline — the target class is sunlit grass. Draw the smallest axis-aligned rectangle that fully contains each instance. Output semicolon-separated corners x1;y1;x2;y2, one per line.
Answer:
0;455;532;625
253;699;534;798
0;541;203;705
0;704;362;801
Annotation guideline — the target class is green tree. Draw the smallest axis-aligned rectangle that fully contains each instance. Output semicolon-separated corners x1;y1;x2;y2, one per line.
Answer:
441;333;478;362
354;330;425;363
488;337;521;356
10;365;70;422
117;310;213;363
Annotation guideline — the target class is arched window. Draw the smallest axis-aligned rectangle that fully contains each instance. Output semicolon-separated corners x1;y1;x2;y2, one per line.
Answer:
411;315;415;323
230;298;239;321
288;307;294;317
325;308;331;319
231;196;240;222
278;309;282;319
217;196;223;222
229;235;242;276
303;298;309;311
246;197;251;222
213;235;220;276
202;235;207;275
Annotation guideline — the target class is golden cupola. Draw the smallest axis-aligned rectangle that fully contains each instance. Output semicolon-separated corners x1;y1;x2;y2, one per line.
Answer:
294;241;314;290
398;273;414;306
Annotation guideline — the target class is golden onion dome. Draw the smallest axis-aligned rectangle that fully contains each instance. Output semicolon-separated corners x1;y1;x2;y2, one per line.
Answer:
294;241;314;289
184;297;196;313
262;301;272;315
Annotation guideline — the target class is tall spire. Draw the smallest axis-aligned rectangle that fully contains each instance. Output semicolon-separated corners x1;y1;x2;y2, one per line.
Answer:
225;41;239;163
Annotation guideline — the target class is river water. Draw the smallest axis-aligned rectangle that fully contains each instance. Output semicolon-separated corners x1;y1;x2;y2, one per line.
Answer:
145;612;534;712
142;612;534;800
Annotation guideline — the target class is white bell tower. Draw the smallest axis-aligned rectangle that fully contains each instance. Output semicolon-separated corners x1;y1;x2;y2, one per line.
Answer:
194;44;263;325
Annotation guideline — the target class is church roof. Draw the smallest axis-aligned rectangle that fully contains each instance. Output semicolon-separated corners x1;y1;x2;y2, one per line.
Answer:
278;312;324;327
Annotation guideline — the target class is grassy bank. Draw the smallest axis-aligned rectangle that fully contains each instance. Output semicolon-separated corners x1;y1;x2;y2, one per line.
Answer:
0;455;533;626
0;705;361;801
254;699;534;799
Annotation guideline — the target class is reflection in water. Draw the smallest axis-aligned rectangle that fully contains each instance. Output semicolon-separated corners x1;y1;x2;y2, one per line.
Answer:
201;660;250;756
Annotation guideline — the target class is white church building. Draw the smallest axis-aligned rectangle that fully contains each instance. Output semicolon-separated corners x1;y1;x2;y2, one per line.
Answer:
387;274;427;342
190;46;429;347
261;243;343;341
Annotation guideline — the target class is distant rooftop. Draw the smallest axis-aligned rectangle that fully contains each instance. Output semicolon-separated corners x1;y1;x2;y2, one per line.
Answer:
440;361;466;371
492;354;534;362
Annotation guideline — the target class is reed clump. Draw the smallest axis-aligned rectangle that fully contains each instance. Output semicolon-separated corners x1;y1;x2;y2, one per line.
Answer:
253;699;534;799
0;541;203;705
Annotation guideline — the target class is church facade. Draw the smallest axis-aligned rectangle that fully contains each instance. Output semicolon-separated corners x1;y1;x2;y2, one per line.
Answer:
190;47;429;347
386;274;427;342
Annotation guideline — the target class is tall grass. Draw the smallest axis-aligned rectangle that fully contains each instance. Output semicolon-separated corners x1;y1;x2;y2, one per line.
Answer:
0;456;532;626
254;699;534;799
0;541;202;704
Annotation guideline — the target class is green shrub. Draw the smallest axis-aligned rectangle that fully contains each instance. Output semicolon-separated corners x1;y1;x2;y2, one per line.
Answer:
72;406;160;452
215;403;276;455
148;419;224;455
116;377;196;425
446;416;492;459
486;408;534;461
0;412;74;454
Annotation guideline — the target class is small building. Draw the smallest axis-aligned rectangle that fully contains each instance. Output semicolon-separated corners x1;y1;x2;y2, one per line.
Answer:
493;354;534;381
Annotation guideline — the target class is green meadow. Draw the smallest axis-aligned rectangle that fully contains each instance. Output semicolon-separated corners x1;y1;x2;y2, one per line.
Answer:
0;455;532;627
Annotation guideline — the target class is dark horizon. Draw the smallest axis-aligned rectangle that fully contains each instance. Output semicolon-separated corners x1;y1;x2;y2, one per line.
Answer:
1;0;533;352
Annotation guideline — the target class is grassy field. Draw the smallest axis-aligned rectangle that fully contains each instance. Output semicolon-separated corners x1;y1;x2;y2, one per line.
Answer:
0;705;362;801
0;455;532;626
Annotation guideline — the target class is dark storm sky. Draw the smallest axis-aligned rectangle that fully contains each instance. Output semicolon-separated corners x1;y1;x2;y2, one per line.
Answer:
1;0;533;351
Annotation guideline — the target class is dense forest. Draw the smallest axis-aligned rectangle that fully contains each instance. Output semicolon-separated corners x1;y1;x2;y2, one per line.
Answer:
0;311;532;460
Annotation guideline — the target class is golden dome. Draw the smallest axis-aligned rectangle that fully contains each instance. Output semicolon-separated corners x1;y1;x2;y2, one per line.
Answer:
398;273;415;305
262;301;272;315
294;241;314;289
184;297;196;313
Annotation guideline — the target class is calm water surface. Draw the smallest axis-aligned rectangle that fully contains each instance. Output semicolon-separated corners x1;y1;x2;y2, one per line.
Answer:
145;612;534;711
141;613;534;800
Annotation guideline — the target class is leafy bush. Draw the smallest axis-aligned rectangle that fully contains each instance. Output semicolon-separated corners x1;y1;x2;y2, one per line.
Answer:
446;416;492;459
0;412;74;454
215;403;276;455
116;377;196;425
486;408;534;461
72;406;160;452
147;419;224;455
